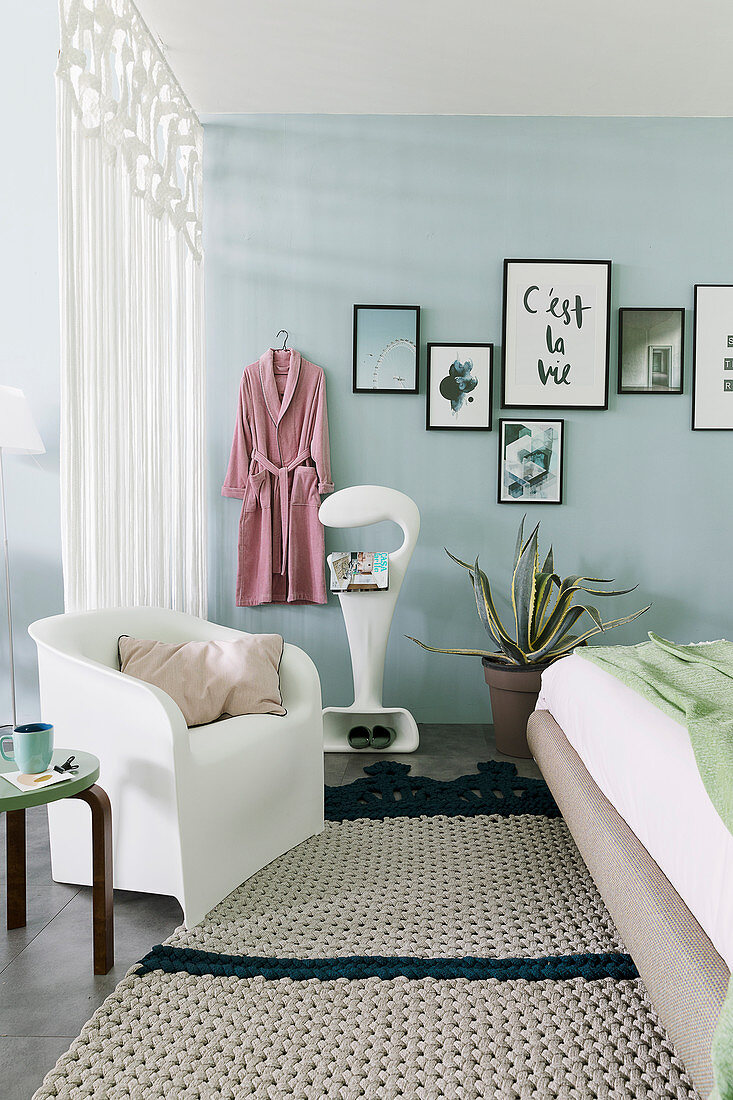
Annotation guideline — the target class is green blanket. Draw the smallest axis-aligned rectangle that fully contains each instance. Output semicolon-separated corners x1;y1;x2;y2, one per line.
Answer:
580;632;733;1100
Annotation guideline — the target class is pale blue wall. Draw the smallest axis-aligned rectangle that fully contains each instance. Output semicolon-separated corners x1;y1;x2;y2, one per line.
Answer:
0;0;63;723
204;115;733;722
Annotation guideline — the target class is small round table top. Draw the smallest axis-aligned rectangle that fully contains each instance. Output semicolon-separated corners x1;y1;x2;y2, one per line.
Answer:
0;750;99;812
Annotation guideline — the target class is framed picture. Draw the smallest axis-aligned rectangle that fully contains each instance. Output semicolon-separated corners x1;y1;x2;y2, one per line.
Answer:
426;343;493;430
498;419;564;505
353;305;420;393
618;308;684;394
693;285;733;430
501;259;611;409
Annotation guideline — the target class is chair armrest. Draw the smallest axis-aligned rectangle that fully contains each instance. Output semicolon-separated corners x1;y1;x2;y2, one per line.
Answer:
32;640;189;756
279;642;323;719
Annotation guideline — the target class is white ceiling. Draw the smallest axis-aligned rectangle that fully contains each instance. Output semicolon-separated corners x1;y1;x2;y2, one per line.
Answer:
136;0;733;116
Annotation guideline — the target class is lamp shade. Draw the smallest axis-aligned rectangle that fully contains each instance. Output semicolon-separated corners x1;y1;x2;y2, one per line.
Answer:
0;385;45;454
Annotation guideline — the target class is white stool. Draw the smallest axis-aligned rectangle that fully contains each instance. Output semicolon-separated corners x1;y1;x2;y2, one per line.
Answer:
319;485;420;753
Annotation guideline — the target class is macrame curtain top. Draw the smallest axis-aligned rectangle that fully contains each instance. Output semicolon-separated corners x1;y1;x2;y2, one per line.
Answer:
57;0;206;617
58;0;202;258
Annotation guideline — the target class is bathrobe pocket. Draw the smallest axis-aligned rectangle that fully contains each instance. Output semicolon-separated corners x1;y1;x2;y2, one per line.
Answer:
291;466;318;506
244;470;268;512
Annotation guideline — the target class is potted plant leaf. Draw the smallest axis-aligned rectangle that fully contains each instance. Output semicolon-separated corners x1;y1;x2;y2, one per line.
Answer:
408;517;650;757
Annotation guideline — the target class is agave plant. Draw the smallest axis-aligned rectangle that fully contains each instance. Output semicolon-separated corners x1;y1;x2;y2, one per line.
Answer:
408;517;650;666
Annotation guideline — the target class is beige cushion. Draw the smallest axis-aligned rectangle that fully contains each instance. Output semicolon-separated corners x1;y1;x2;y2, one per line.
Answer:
118;635;286;727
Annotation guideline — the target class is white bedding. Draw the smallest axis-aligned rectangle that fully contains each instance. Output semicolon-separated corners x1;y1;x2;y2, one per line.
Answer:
537;654;733;973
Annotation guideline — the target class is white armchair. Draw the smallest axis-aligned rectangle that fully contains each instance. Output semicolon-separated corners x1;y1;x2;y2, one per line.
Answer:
28;608;325;928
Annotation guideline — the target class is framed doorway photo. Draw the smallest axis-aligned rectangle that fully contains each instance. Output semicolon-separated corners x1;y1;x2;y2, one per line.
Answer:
501;259;611;410
426;343;493;430
498;418;564;505
693;285;733;430
618;308;684;394
353;305;420;394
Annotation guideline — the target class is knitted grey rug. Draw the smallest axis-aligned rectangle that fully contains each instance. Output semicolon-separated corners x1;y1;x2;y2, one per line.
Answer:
33;761;698;1099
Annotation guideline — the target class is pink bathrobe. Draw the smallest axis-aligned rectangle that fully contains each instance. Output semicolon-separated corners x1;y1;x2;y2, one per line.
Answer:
222;348;334;606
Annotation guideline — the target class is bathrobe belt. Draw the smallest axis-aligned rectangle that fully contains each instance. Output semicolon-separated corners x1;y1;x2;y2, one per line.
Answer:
252;448;312;574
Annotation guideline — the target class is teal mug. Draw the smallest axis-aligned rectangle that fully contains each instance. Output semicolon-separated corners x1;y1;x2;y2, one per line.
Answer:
0;723;54;775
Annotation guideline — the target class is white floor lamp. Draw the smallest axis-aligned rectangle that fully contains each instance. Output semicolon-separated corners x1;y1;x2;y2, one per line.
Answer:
0;386;45;729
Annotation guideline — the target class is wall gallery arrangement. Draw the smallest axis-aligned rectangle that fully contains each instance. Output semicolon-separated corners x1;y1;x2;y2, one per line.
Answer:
350;268;733;504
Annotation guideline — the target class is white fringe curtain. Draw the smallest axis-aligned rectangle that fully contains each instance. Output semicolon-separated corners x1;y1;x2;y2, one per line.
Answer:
57;0;206;615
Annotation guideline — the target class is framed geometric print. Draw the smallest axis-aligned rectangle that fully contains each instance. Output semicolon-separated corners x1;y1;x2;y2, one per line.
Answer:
498;418;564;505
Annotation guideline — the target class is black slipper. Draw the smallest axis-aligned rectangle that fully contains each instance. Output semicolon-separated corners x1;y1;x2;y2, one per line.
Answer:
347;725;371;749
371;725;396;750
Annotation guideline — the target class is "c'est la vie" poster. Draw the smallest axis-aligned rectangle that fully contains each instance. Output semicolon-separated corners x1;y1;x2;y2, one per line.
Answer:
501;259;611;410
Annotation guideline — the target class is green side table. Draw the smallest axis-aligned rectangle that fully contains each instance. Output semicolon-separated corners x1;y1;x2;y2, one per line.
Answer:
0;749;114;974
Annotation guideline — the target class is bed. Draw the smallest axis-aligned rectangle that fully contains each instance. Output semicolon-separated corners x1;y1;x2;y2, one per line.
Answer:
527;654;731;1100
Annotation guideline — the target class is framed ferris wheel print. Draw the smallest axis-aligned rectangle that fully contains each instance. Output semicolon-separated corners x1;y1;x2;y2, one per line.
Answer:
353;305;420;393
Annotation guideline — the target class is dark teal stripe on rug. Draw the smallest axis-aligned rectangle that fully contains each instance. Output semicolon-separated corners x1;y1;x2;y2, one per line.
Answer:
325;760;560;821
139;945;637;982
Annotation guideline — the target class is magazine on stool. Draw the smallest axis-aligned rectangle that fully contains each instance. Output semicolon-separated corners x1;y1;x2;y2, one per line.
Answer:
328;551;389;592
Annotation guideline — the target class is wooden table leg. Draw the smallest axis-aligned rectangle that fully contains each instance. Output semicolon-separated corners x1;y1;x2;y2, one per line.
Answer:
6;808;26;929
73;785;114;974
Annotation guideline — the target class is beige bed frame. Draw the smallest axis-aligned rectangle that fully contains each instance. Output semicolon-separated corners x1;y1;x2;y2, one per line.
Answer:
527;710;730;1100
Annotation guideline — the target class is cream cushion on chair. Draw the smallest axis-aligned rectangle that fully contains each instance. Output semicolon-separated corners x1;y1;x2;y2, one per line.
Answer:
118;634;286;726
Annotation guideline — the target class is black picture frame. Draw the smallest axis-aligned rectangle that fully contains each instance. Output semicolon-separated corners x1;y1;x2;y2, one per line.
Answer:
497;418;564;505
352;304;420;394
425;343;493;431
617;307;685;395
692;284;733;431
501;259;611;410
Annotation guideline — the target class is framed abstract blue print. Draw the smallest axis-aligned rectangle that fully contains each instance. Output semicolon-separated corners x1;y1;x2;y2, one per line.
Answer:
426;343;493;430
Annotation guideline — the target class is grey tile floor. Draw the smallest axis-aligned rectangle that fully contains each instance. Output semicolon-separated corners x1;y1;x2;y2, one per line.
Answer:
1;723;539;1099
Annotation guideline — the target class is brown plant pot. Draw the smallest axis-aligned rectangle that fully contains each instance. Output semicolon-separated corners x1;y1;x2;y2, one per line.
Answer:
482;659;550;758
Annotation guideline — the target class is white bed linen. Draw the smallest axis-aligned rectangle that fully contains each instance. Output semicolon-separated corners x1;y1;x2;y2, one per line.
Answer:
537;654;733;972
